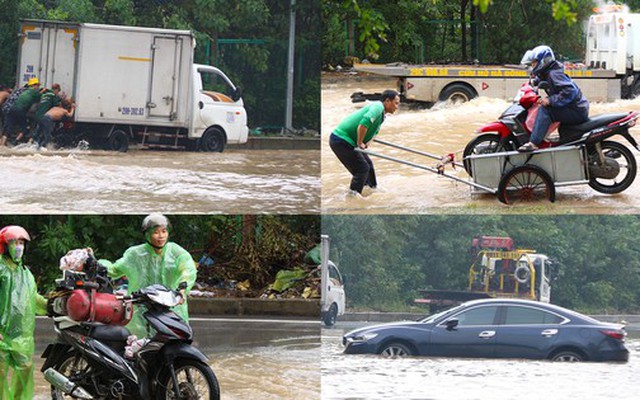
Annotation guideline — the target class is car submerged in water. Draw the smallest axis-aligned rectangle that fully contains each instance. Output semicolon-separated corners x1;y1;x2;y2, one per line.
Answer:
343;298;628;362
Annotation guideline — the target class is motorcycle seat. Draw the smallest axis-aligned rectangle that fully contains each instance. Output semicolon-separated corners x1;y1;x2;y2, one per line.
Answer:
559;113;629;140
84;323;131;342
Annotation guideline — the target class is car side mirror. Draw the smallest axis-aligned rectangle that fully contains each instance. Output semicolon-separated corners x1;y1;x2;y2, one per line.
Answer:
445;318;459;331
232;87;242;102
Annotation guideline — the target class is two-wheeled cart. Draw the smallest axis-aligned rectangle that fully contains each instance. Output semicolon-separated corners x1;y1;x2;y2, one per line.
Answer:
358;138;596;204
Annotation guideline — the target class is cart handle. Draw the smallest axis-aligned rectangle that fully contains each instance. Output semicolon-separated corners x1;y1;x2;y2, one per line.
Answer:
373;138;465;169
355;147;498;194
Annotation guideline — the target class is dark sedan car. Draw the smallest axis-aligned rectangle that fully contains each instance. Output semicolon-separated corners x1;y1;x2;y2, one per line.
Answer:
343;298;628;362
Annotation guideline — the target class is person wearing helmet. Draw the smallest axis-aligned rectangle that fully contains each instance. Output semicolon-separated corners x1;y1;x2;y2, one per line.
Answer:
4;78;42;145
0;225;47;400
518;45;589;152
103;214;197;338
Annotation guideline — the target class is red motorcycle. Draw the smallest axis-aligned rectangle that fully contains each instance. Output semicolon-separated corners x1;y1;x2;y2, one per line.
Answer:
463;82;640;194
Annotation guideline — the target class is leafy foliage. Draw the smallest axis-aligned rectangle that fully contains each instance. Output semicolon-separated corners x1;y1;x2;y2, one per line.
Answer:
323;0;628;64
324;215;640;314
0;215;320;294
0;0;319;131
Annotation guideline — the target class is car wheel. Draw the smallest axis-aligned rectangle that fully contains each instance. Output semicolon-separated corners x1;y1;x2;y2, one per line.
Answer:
380;342;413;358
551;350;584;362
323;303;338;326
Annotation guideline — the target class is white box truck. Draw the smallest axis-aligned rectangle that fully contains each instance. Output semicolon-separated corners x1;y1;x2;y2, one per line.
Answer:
18;19;248;152
320;235;346;327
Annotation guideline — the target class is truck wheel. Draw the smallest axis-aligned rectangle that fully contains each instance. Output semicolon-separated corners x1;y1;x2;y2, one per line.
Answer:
439;83;476;104
107;129;129;152
323;303;338;326
199;127;226;152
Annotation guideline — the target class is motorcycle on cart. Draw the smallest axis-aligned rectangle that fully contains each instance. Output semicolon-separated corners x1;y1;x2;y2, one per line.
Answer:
41;250;220;400
359;82;639;204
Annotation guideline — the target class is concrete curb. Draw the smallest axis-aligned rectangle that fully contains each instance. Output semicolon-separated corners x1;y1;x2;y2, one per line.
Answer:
189;298;320;317
228;137;320;150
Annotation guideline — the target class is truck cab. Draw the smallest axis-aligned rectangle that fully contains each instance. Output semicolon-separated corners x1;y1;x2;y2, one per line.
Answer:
193;65;248;152
320;235;346;327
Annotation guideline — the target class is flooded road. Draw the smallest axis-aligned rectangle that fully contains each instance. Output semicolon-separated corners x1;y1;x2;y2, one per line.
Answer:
322;324;640;400
322;74;640;214
32;317;320;399
0;147;320;214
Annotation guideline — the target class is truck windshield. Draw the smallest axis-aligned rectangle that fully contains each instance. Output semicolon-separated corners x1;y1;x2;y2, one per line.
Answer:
199;69;236;100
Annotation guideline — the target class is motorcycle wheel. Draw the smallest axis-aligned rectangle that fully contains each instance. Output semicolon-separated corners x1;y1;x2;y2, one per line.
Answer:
157;359;220;400
588;140;637;194
51;351;92;400
497;164;555;204
463;133;504;176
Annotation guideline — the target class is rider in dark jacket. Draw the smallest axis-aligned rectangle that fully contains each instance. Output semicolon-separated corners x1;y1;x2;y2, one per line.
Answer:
518;45;589;152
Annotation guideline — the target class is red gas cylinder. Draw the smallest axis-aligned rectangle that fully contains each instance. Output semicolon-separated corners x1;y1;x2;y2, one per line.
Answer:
66;290;132;326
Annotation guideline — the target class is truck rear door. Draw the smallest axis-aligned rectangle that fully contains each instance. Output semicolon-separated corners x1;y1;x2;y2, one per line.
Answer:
18;21;78;94
149;36;183;120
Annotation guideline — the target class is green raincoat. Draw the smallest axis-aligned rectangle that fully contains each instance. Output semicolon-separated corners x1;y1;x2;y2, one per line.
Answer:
106;242;197;338
0;254;47;400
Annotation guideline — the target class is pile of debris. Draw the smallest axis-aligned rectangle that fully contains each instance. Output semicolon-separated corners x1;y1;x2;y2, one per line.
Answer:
189;244;322;300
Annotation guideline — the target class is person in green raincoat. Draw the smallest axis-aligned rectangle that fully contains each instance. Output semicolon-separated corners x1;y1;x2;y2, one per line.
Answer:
0;225;48;400
105;214;197;338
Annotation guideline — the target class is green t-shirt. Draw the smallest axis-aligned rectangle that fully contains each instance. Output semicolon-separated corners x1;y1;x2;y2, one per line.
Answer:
13;88;41;112
35;90;61;120
333;101;385;146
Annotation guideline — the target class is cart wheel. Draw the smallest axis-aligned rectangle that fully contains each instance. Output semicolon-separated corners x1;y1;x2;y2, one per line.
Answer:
497;165;555;204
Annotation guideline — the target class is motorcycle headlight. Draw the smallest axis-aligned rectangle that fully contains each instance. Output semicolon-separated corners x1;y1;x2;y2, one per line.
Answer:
148;290;181;307
347;332;379;343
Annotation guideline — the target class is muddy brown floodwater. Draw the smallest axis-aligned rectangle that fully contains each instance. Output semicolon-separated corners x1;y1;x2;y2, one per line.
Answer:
321;74;640;214
0;147;320;214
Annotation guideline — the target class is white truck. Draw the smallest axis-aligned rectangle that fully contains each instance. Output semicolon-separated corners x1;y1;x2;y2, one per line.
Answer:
352;10;640;105
18;19;248;152
320;235;346;327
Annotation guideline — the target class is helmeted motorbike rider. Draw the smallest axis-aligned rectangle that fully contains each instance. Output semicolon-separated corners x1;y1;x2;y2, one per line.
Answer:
104;214;197;338
518;45;590;152
0;225;47;400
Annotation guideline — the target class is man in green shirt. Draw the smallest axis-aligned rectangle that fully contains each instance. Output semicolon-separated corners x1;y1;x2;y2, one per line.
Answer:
329;89;400;195
32;83;62;148
5;78;41;144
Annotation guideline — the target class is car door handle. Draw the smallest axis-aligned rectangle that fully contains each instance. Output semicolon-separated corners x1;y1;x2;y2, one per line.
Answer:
541;329;558;337
478;330;496;338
